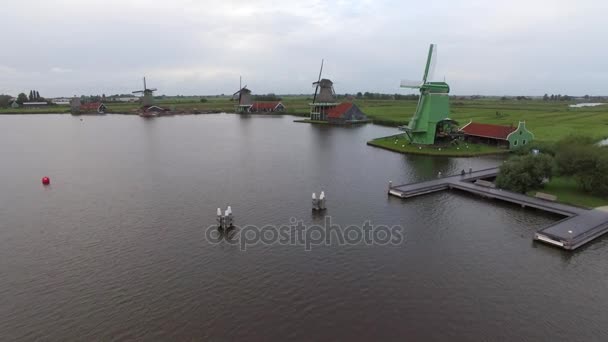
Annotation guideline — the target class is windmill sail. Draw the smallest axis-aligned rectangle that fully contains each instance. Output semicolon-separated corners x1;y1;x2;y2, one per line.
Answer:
312;59;324;103
401;44;437;89
422;44;437;83
400;80;423;88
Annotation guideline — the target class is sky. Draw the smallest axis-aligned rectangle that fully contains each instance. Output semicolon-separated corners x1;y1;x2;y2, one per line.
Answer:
1;0;607;97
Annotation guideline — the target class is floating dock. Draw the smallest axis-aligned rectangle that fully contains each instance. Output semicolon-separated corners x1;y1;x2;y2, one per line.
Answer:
389;168;608;250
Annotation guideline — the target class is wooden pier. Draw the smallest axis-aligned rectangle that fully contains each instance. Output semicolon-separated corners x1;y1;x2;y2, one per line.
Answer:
389;168;608;250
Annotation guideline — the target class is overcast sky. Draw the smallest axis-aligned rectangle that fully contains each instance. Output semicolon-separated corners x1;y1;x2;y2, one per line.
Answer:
1;0;606;97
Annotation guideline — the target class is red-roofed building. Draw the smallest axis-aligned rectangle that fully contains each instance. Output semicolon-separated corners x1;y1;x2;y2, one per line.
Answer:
459;121;534;149
248;101;285;113
325;102;368;124
79;102;107;114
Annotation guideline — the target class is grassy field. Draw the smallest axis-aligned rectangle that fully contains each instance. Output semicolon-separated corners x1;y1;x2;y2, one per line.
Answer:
527;177;608;208
357;98;608;142
367;133;508;157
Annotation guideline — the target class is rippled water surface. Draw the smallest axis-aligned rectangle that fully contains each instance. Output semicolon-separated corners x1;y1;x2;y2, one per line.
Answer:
1;114;607;341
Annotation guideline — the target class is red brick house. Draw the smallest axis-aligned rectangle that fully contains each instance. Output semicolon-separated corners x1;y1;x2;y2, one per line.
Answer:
459;121;534;149
80;102;107;114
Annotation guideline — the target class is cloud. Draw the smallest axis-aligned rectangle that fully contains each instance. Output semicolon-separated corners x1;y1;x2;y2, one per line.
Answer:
0;0;606;97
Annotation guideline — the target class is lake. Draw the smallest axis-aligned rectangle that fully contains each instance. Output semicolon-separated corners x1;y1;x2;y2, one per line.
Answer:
1;114;608;340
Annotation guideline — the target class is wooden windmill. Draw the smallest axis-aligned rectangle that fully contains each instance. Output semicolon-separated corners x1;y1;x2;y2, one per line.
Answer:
132;77;157;107
233;77;253;113
309;60;339;121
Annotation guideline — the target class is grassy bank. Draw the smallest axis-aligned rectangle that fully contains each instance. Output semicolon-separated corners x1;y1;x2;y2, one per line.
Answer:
527;177;608;208
367;134;508;157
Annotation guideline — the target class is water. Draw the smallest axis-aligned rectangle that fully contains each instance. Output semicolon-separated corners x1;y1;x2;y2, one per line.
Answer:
569;102;605;108
1;114;608;340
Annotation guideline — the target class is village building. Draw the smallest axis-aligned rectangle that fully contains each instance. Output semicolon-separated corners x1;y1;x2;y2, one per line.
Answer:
459;121;534;149
51;98;72;105
80;102;107;114
22;102;48;108
326;102;369;124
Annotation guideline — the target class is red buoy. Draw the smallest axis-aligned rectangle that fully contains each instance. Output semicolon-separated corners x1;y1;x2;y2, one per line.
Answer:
42;176;50;185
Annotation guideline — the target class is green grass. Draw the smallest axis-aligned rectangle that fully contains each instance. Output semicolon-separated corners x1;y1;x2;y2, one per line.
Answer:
527;177;608;208
367;134;508;157
0;106;70;114
356;99;608;142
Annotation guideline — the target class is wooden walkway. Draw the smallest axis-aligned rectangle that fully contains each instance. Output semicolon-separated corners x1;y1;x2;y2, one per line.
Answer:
389;168;608;250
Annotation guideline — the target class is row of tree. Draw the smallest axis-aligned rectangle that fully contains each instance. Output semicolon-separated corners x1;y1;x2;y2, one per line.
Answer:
253;93;282;101
0;91;48;107
28;90;44;101
496;136;608;196
542;94;574;101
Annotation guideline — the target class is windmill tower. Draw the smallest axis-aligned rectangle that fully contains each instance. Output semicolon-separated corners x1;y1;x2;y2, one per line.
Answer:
233;77;253;113
310;60;339;120
399;44;452;145
132;77;157;107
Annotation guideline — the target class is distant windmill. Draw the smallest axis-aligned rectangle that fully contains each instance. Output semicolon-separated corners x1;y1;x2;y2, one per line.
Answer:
399;44;453;145
312;60;336;104
309;60;339;121
232;77;253;113
132;77;157;107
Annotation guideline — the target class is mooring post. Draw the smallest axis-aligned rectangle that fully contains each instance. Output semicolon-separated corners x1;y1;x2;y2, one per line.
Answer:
319;191;326;210
217;208;223;229
312;192;319;210
469;167;473;174
226;206;233;227
388;181;392;193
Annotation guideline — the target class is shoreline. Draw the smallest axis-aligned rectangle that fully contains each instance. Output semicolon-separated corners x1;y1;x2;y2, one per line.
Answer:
366;138;511;157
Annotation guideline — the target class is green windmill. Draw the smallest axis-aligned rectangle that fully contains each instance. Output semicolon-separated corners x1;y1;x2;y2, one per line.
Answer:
399;44;455;145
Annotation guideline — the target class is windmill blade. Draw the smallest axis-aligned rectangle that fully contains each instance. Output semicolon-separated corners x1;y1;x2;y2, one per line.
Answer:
232;85;246;97
143;77;147;91
149;88;157;92
400;80;423;88
132;90;144;94
312;59;324;103
422;44;437;83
